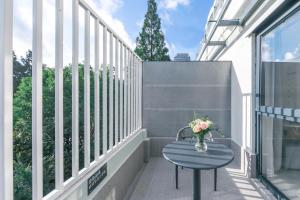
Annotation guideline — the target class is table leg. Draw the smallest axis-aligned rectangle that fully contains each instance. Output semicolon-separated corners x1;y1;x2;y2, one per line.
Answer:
175;165;178;189
214;168;217;191
193;169;201;200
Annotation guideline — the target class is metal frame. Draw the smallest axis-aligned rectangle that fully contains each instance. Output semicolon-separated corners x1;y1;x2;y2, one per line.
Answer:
102;26;108;155
32;0;44;198
255;2;300;200
0;0;143;199
0;0;13;199
84;9;91;168
196;0;231;60
72;0;80;178
115;37;119;145
109;31;113;149
94;19;100;161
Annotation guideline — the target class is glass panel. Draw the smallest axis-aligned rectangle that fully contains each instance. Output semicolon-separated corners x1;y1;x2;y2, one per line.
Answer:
261;10;300;108
261;115;300;199
13;0;33;199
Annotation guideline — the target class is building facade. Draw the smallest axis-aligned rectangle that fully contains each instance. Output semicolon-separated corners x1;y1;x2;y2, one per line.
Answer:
174;53;191;61
197;0;300;199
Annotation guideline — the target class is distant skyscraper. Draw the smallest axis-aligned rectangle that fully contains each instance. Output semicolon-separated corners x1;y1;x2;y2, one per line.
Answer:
174;53;191;61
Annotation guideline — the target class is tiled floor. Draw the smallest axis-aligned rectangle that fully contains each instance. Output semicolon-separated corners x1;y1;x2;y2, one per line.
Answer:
129;157;275;200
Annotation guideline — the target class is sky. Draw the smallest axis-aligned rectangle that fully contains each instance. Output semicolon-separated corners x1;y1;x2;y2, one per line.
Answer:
91;0;213;60
12;0;214;65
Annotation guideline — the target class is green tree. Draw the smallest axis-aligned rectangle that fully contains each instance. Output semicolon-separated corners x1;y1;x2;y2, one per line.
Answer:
13;50;32;92
13;52;102;199
135;0;170;61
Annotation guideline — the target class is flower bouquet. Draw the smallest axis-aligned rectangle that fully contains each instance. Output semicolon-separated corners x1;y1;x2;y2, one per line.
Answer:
189;115;214;152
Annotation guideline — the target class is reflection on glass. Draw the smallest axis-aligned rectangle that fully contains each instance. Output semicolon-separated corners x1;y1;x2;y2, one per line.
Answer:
260;9;300;199
261;62;300;108
261;10;300;107
261;116;300;199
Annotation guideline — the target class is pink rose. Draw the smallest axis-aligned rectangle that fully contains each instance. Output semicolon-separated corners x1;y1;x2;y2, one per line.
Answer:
200;122;209;130
193;124;202;133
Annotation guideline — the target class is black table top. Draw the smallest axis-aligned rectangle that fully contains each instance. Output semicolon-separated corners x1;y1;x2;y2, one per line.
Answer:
162;141;234;170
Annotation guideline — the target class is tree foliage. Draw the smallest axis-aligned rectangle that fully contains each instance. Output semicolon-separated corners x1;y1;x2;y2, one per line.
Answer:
13;51;97;199
135;0;170;61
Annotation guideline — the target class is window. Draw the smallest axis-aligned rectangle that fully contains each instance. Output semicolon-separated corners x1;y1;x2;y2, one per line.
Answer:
258;6;300;200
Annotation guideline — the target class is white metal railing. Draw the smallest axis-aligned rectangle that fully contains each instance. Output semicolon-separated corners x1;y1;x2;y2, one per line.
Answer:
0;0;143;199
0;0;13;200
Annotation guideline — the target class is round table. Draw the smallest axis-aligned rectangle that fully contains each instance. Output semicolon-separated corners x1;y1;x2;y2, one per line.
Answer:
162;141;234;200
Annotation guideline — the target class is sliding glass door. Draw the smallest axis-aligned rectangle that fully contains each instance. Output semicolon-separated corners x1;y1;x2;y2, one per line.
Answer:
257;6;300;200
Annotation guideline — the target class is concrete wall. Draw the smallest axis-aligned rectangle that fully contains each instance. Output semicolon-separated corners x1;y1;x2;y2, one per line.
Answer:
143;61;232;156
63;130;148;200
93;143;145;200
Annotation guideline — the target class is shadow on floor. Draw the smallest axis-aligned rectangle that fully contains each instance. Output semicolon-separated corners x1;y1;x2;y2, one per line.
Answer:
129;157;267;200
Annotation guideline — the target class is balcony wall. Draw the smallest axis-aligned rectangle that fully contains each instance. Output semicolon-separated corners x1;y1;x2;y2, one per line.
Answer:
142;61;232;156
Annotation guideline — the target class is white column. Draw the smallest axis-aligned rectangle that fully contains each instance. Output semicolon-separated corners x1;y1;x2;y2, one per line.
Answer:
32;0;44;198
119;43;124;141
102;27;108;154
0;0;13;199
72;0;79;177
130;52;134;134
55;0;64;189
94;20;100;160
124;48;128;138
115;39;119;145
139;60;143;129
128;50;131;135
109;32;114;149
84;10;90;168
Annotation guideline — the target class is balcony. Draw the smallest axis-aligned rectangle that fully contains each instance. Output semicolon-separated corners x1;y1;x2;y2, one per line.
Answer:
0;0;285;200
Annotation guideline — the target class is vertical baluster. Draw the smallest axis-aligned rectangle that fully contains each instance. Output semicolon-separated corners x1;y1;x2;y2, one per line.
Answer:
124;48;128;138
130;52;134;134
140;60;143;129
109;32;114;149
120;43;124;141
0;0;13;199
72;0;79;178
128;50;131;135
55;0;64;189
115;39;119;145
94;19;100;160
32;0;43;198
102;27;108;154
84;10;90;168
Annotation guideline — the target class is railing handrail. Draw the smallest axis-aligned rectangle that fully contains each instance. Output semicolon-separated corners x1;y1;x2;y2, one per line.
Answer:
79;0;143;62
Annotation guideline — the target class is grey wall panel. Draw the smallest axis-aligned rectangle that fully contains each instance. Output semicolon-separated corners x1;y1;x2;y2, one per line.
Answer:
143;61;231;85
142;61;232;156
143;110;231;138
144;86;231;109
